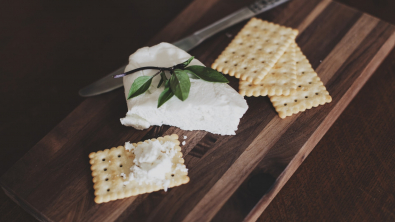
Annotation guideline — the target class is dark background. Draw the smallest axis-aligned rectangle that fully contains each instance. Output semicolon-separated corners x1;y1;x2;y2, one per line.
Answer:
1;0;394;221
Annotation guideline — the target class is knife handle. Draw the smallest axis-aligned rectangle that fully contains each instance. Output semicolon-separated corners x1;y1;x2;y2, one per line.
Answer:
193;0;289;42
194;8;254;42
248;0;290;14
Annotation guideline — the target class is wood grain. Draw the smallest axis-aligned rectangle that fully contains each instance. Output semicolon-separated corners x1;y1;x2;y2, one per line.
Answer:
1;0;395;221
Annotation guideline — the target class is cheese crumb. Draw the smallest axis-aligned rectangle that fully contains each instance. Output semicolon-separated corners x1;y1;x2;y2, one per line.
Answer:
182;141;186;146
183;135;187;139
125;142;135;151
175;163;188;172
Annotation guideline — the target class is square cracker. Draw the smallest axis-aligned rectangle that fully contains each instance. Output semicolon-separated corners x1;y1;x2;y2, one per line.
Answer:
211;17;298;84
269;45;332;119
89;134;189;203
239;42;297;97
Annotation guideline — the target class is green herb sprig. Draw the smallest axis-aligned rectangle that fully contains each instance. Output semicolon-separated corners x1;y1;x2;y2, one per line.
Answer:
113;57;229;108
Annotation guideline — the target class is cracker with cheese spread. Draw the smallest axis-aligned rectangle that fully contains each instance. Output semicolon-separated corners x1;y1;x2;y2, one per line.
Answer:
89;134;189;203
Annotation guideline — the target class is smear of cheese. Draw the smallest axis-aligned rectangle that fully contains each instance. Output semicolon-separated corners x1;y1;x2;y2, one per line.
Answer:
121;42;248;135
125;140;178;191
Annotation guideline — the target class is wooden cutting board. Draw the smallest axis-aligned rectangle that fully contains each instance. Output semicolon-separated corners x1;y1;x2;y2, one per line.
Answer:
1;0;394;221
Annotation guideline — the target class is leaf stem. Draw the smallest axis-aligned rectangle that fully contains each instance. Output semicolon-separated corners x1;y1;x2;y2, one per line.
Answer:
113;65;181;78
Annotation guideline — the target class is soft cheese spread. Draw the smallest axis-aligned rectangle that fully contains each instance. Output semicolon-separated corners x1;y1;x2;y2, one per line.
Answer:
121;42;248;135
124;140;187;191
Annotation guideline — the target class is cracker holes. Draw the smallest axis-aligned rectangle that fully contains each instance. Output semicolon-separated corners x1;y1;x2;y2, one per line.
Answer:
232;51;236;54
105;178;109;181
253;71;257;73
298;85;301;88
102;158;105;161
171;174;174;177
224;61;228;63
251;58;255;60
260;84;264;86
119;164;123;167
302;72;305;74
309;82;312;84
244;67;248;70
234;64;238;66
241;54;245;57
104;168;107;171
107;189;110;192
294;100;298;102
268;51;272;54
239;43;243;45
118;155;121;158
316;93;319;95
248;84;252;87
261;61;265;64
305;96;308;98
284;103;287;106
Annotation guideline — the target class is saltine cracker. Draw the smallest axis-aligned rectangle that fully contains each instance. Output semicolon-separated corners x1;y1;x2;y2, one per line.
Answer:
212;18;298;84
239;42;297;96
89;134;189;203
269;45;332;118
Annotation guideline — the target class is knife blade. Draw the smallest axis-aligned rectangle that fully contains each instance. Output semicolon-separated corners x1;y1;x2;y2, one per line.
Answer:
79;0;290;97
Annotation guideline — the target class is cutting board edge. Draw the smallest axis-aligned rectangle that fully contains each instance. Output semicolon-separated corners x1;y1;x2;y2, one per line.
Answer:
244;29;395;222
1;0;395;220
1;186;51;222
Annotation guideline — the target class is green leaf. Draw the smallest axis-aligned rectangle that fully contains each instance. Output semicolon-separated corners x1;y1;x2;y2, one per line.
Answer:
127;76;153;99
161;71;168;80
169;69;191;101
157;71;167;88
164;78;170;88
157;83;174;108
185;66;229;83
180;56;194;68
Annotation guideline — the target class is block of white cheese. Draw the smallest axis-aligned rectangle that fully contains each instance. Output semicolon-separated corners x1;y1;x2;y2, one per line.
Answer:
121;42;248;135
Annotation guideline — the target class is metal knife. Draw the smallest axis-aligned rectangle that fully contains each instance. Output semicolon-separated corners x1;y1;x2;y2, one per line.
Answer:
79;0;289;97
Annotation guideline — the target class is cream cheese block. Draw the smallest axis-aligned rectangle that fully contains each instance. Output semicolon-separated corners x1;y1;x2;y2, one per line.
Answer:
121;42;248;135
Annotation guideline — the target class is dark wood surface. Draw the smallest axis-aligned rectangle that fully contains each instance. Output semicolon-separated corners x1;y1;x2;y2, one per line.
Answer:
1;0;394;222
